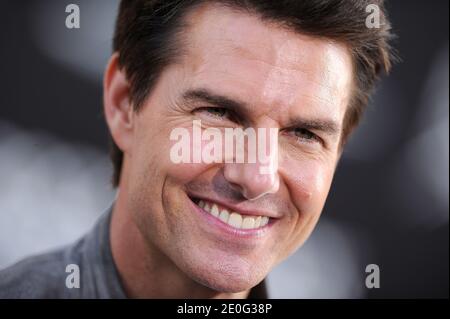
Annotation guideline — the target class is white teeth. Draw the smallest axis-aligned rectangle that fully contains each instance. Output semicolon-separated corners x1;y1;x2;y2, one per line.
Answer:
242;217;255;229
197;199;270;230
254;216;262;228
210;204;219;217
219;209;229;223
228;213;243;229
260;216;269;227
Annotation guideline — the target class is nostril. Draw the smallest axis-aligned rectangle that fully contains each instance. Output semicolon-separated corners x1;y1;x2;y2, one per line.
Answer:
227;181;244;195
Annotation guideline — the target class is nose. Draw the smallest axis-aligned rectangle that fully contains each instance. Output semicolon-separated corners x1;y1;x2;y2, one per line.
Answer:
224;162;280;200
223;127;280;200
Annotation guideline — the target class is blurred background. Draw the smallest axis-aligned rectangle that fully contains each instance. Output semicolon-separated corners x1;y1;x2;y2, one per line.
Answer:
0;0;448;298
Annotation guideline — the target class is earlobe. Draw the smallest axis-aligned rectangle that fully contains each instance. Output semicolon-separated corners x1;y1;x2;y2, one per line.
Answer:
103;53;134;154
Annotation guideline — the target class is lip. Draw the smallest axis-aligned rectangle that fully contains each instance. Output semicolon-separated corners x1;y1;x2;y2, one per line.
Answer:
187;193;281;219
187;195;274;239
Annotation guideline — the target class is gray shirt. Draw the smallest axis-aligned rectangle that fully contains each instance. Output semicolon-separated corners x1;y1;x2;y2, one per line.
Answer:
0;206;267;299
0;207;126;298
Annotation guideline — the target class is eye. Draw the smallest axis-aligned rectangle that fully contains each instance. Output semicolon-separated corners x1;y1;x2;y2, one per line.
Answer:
205;107;227;117
290;128;321;144
195;107;231;120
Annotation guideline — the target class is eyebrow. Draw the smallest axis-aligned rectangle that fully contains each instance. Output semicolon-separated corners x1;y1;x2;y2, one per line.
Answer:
182;88;247;117
285;118;340;136
182;88;340;136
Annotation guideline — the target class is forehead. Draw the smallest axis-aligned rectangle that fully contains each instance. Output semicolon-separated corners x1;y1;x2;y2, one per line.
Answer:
179;3;353;123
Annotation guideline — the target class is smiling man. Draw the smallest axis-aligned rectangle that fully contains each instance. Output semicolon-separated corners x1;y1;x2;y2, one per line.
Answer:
0;0;394;299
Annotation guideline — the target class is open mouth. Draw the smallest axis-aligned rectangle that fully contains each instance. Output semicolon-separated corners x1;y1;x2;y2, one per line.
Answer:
190;197;271;231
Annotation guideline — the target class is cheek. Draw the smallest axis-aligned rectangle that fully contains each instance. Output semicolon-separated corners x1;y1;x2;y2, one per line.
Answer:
165;163;211;186
165;126;224;184
274;158;335;259
282;157;334;215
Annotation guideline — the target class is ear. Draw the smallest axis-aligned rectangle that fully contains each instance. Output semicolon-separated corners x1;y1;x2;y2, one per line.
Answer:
103;53;134;154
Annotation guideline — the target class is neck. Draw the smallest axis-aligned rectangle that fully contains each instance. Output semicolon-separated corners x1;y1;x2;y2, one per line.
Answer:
110;175;249;298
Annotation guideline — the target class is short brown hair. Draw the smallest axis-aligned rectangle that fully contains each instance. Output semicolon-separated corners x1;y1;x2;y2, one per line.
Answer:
110;0;395;187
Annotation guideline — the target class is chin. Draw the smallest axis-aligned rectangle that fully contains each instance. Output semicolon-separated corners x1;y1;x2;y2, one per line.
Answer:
193;272;262;294
178;253;268;294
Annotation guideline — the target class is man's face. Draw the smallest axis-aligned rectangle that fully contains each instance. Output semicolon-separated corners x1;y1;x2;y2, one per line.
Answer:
125;4;353;292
